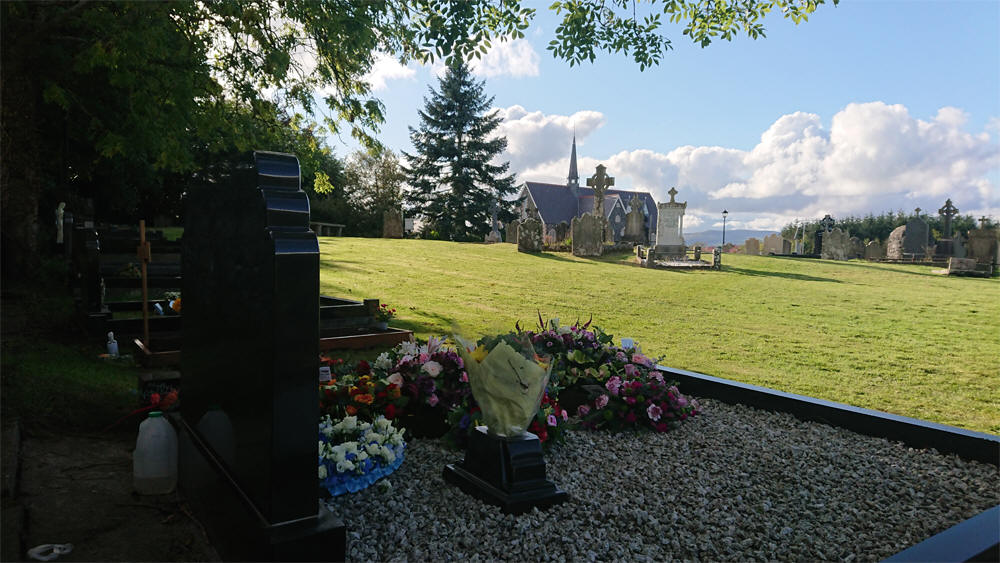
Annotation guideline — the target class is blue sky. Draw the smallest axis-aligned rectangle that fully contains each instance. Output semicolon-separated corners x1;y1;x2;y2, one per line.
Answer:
329;0;1000;232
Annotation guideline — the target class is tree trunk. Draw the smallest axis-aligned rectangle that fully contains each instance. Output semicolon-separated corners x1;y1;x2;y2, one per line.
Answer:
1;26;43;279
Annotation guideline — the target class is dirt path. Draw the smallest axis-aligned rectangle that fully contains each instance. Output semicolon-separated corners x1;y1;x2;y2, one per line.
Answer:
17;428;218;562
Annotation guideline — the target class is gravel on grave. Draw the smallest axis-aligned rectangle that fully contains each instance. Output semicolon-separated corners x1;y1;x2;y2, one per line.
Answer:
324;400;999;562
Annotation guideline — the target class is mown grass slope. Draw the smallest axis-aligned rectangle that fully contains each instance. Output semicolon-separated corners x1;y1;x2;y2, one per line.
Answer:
319;238;1000;434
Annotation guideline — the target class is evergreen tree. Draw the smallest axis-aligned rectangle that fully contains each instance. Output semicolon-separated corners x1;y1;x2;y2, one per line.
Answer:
403;60;518;241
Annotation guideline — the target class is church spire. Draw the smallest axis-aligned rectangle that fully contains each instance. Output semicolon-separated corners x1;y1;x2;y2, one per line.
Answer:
567;131;579;189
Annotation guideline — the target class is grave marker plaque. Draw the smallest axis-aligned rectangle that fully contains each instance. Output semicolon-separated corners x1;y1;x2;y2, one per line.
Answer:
180;151;344;561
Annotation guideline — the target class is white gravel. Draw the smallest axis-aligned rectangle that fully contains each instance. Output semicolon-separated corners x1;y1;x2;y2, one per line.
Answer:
324;399;999;562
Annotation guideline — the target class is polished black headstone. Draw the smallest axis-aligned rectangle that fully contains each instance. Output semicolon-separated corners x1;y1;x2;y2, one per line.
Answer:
443;427;567;515
180;151;343;561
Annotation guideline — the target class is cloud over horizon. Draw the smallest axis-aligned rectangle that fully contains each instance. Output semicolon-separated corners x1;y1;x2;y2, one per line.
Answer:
503;102;1000;231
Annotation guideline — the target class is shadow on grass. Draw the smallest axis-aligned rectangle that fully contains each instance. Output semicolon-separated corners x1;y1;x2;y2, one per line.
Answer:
814;259;962;278
724;266;843;283
523;251;578;263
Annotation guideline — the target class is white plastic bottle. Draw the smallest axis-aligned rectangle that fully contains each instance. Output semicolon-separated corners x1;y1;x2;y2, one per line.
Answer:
133;411;178;494
107;331;119;357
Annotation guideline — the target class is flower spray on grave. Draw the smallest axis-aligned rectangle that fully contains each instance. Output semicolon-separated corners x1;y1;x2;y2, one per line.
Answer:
318;415;406;497
318;355;409;422
371;337;471;437
442;332;568;514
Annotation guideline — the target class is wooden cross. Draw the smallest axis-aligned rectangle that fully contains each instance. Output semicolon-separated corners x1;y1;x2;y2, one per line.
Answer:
137;220;152;348
586;164;614;216
938;199;959;237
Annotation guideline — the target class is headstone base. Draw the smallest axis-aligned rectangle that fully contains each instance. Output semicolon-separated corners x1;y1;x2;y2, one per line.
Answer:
653;244;686;260
443;427;567;515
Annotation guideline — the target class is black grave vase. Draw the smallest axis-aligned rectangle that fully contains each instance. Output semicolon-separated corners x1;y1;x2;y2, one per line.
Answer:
443;427;568;515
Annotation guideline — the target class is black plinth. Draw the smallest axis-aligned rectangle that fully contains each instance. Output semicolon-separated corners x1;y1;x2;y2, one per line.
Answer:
443;427;567;515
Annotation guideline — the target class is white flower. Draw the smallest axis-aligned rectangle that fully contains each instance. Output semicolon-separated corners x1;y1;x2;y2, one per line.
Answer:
557;325;572;335
375;352;393;371
336;460;355;473
380;445;396;464
422;360;443;377
355;450;369;462
389;432;404;446
366;443;381;457
374;417;391;432
318;465;328;479
397;341;418;357
387;373;404;386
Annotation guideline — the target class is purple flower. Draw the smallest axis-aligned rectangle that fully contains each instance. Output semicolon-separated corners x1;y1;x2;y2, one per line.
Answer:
427;394;439;407
605;376;622;396
616;351;627;362
595;394;609;410
647;404;663;421
632;352;653;367
547;414;558;427
624;363;639;378
577;405;591;416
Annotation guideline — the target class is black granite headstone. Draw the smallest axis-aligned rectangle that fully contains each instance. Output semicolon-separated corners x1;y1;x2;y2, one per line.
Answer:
180;151;344;561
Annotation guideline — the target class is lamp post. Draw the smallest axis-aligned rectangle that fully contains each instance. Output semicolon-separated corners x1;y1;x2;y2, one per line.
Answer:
721;210;729;248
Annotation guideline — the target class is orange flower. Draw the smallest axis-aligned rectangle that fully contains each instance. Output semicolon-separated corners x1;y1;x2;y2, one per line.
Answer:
345;405;358;416
353;393;375;405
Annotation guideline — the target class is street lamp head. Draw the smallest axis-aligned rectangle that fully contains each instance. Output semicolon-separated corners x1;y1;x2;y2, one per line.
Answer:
722;209;728;218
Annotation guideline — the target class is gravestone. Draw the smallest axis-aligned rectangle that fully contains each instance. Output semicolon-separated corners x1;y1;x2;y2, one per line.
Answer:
813;230;824;256
850;237;864;259
572;214;604;257
782;239;792;254
864;240;885;260
382;209;404;238
623;195;646;243
762;234;784;255
518;218;543;253
506;220;519;243
820;228;851;261
947;257;979;274
939;199;959;238
744;238;760;255
966;225;999;265
902;215;929;258
555;221;570;243
654;187;686;259
181;151;344;560
952;231;966;258
586;165;614;242
886;225;907;259
484;201;501;243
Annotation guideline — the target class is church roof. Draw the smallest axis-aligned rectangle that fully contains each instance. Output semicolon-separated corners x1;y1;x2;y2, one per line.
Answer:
523;182;658;226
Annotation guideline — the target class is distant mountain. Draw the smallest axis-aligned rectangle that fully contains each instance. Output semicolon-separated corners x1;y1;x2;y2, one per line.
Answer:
683;229;778;247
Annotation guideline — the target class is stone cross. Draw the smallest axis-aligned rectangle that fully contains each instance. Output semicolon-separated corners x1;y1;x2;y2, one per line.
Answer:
820;214;835;233
980;216;990;229
586;164;614;217
938;199;959;237
914;207;922;216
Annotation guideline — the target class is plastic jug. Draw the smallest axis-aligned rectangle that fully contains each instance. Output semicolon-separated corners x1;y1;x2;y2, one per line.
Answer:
133;411;178;494
106;331;119;357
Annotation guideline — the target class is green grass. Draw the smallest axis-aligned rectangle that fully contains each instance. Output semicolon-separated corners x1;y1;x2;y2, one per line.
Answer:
1;288;137;431
319;238;1000;434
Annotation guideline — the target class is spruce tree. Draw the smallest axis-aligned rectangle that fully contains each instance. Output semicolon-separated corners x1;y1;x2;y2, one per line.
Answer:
403;60;518;241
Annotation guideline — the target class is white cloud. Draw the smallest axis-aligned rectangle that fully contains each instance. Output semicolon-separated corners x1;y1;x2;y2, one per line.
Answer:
364;53;416;91
470;39;540;78
496;105;605;174
503;102;1000;231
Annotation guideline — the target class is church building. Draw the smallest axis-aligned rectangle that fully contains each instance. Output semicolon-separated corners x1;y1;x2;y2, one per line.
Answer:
517;136;658;244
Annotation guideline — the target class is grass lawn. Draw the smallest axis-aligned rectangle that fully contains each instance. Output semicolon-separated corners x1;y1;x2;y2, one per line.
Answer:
319;238;1000;434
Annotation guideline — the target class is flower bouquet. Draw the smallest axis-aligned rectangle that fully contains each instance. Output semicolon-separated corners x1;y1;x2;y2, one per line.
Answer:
456;332;552;437
444;331;567;513
318;358;409;422
374;303;395;330
318;415;406;496
579;372;700;432
373;337;470;437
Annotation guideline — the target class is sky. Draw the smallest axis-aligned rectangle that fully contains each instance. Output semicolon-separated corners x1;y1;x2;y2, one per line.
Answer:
328;0;1000;233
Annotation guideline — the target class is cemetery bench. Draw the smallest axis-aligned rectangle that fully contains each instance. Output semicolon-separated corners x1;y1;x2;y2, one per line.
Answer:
309;221;344;237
